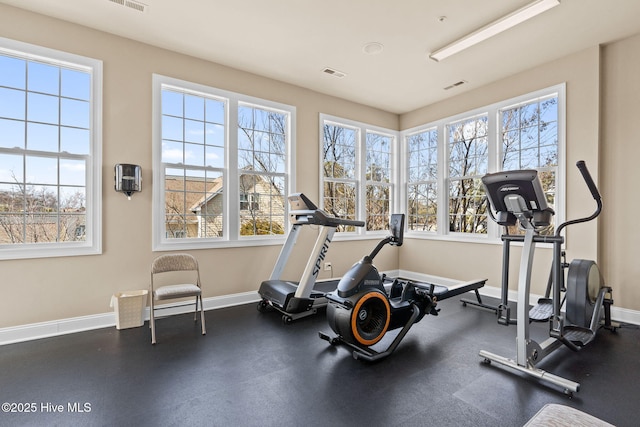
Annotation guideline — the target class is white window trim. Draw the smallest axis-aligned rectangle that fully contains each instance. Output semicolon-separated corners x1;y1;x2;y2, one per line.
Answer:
402;126;439;234
0;37;102;260
400;83;566;244
319;113;399;240
152;74;296;251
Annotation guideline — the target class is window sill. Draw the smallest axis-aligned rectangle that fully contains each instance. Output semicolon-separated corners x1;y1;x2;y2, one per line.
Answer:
0;243;102;260
152;236;287;252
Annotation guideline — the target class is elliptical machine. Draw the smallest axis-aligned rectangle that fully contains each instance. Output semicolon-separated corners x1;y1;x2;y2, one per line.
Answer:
320;214;487;361
479;161;615;394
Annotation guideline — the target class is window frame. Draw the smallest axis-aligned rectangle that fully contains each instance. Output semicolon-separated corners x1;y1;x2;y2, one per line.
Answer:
319;114;398;239
405;126;439;233
0;37;102;260
152;74;295;251
446;112;490;235
400;84;566;243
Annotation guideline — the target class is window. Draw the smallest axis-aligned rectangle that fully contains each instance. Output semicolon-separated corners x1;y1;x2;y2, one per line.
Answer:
447;114;489;234
237;105;287;237
402;84;565;240
0;37;102;260
406;128;438;232
239;193;259;211
320;114;396;234
153;75;294;250
322;120;358;231
365;132;393;231
160;87;225;241
501;93;559;223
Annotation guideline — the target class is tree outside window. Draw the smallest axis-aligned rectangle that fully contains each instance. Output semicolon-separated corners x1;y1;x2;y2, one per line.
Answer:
321;116;396;234
402;85;562;239
322;122;358;232
447;115;489;234
501;95;558;234
0;42;100;259
406;128;438;232
154;76;294;249
237;105;287;237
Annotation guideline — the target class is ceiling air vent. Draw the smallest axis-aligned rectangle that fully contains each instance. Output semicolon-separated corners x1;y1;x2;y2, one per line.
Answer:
322;68;347;78
107;0;147;12
444;80;467;90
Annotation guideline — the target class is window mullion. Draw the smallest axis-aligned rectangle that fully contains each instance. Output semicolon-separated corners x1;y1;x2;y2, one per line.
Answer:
398;133;406;217
357;126;366;234
438;123;448;235
227;97;238;241
393;133;400;215
487;107;499;239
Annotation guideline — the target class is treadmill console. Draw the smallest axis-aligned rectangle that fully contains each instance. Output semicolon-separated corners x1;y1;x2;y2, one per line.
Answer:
288;193;318;211
287;193;365;228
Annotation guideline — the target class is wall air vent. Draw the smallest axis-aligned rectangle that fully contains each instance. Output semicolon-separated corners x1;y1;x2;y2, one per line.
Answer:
107;0;147;12
444;80;467;90
322;68;347;78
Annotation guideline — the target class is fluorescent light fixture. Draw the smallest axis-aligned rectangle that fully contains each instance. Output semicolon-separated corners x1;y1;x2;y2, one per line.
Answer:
429;0;560;62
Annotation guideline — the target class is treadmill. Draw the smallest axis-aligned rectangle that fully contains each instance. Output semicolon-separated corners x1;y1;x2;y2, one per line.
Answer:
257;193;365;323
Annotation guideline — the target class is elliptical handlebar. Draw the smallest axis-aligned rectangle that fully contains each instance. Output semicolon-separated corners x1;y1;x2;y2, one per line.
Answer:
556;161;602;236
576;160;602;203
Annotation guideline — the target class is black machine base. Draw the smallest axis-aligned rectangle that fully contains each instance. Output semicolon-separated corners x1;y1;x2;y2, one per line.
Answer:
319;303;421;362
257;278;342;323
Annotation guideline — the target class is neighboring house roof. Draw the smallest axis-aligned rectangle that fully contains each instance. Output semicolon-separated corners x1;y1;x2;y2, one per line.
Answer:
166;173;271;216
188;178;223;213
187;173;270;214
164;175;221;216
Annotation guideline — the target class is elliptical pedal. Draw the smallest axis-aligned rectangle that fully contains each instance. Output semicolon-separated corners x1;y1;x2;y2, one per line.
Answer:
562;325;596;347
529;298;553;322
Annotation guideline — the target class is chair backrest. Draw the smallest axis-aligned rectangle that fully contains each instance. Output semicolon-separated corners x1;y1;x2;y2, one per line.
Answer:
151;253;199;275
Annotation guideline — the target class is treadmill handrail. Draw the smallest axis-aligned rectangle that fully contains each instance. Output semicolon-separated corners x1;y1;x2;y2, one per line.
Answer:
288;193;365;228
290;207;365;228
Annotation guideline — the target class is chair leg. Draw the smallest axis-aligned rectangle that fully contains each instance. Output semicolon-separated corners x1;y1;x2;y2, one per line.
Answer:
150;298;156;345
194;296;198;322
200;295;206;335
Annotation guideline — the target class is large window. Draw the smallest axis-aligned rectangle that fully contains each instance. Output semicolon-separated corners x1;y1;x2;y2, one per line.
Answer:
501;94;559;212
153;75;294;250
402;84;565;240
406;128;438;232
237;105;287;237
365;131;393;231
0;38;102;260
322;121;358;230
320;114;396;234
447;114;489;234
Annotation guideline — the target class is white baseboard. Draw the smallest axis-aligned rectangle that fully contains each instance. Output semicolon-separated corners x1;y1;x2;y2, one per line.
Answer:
393;269;640;326
467;283;640;326
2;273;638;346
0;291;260;346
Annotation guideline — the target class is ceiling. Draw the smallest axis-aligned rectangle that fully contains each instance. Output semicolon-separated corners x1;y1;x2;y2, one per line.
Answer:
3;0;640;114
